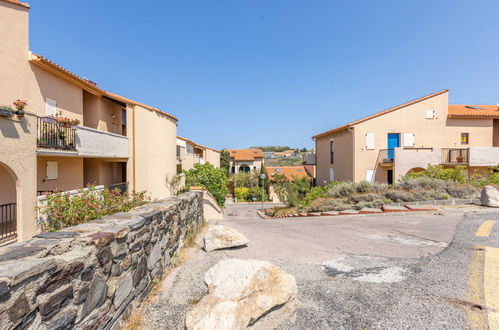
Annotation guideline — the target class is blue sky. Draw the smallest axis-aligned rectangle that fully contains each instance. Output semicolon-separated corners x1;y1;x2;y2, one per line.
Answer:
29;0;499;150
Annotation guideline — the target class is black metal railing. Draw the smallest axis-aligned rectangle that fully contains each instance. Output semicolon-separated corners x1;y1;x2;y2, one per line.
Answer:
441;148;469;164
108;182;129;194
37;117;77;151
0;203;17;243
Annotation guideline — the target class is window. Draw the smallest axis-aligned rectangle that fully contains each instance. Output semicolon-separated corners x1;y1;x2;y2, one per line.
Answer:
403;133;415;147
45;97;57;117
46;161;58;180
461;133;469;145
330;140;334;164
365;133;375;150
365;170;374;182
425;109;434;119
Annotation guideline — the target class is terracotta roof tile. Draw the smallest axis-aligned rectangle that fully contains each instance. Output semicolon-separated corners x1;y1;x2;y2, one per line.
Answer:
448;104;499;119
227;149;264;161
265;166;312;181
312;89;449;139
29;53;178;121
1;0;29;9
177;136;219;152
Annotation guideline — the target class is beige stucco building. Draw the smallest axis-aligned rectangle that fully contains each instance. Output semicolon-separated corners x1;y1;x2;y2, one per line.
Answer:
0;0;178;241
227;149;264;174
176;136;220;173
313;89;499;185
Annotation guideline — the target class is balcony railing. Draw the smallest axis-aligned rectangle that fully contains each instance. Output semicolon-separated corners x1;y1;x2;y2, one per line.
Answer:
108;182;129;194
377;149;393;164
0;203;17;243
441;148;469;164
37;117;77;151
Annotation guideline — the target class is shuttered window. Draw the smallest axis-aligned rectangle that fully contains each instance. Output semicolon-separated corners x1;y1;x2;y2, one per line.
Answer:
46;161;58;180
403;133;415;147
365;170;374;182
330;140;334;164
365;133;375;150
45;97;57;117
425;109;434;119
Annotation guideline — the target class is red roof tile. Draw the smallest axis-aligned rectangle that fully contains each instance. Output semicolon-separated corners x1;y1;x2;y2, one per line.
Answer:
266;166;312;181
1;0;29;9
448;104;499;119
227;149;264;161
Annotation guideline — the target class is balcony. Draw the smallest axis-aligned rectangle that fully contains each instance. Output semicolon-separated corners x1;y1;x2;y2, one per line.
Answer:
37;117;128;158
76;126;128;158
468;147;499;166
441;148;469;165
37;117;77;151
377;149;393;167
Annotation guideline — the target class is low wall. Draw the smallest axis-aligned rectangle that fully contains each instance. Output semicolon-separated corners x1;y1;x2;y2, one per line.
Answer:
0;191;204;330
189;187;223;221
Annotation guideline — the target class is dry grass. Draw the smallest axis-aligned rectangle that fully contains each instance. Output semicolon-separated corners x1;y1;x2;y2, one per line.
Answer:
188;296;202;306
123;311;145;330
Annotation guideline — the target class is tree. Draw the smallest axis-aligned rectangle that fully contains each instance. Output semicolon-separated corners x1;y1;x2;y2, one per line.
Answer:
165;173;183;196
220;149;231;175
184;163;229;207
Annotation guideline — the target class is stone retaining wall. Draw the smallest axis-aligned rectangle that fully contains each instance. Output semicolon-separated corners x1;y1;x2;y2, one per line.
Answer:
0;191;204;330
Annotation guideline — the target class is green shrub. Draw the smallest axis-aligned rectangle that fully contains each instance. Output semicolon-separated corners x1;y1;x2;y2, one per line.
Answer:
39;187;150;232
405;165;466;183
383;189;418;202
302;186;328;206
231;171;260;188
306;197;351;212
184;163;229;207
234;187;251;201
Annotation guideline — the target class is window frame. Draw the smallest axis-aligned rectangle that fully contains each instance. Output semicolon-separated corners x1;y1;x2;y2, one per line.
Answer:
330;140;334;164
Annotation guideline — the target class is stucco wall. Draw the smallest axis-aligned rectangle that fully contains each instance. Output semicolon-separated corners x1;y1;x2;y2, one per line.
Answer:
0;164;17;205
0;2;29;106
469;147;499;167
37;156;83;193
393;147;441;181
76;126;128;158
205;149;220;168
0;114;37;239
130;105;177;199
315;129;354;185
352;92;494;182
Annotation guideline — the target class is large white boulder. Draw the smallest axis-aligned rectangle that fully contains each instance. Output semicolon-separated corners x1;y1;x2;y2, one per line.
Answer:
185;258;298;330
480;185;499;207
203;225;249;252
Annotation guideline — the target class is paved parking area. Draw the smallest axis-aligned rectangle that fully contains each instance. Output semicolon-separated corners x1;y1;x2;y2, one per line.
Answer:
139;203;499;329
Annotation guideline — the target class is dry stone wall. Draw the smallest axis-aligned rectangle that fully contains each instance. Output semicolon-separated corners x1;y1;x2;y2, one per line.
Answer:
0;191;204;330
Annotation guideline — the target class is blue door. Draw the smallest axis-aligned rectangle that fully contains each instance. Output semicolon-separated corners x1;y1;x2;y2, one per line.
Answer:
387;133;400;160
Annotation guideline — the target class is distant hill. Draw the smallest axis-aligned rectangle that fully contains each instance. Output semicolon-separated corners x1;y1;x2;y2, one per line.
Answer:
250;146;308;152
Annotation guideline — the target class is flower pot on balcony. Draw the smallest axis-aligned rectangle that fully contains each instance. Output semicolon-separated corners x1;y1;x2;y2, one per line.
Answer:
15;109;24;118
456;156;464;163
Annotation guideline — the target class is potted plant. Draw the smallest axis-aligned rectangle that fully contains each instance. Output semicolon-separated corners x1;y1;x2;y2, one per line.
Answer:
456;156;464;163
12;99;27;117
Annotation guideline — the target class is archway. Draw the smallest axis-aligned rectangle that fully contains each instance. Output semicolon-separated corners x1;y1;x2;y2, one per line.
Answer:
239;164;251;173
0;162;18;243
406;167;425;176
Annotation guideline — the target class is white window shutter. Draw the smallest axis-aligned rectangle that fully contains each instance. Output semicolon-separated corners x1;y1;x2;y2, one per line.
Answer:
45;97;57;116
425;109;434;119
329;168;335;181
365;170;374;182
46;161;58;180
365;133;375;150
403;133;415;147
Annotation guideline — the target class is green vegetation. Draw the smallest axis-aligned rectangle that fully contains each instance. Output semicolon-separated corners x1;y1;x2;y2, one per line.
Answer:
184;163;229;207
265;155;304;166
272;175;312;207
39;187;150;232
220;149;231;174
231;171;268;202
250;146;291;152
265;166;491;216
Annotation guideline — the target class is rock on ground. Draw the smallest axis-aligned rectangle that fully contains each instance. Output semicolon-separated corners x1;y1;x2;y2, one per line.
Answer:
203;225;249;252
185;258;297;330
480;185;499;207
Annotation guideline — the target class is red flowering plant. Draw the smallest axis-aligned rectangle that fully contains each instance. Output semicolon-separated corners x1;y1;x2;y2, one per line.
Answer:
12;99;27;116
55;111;80;126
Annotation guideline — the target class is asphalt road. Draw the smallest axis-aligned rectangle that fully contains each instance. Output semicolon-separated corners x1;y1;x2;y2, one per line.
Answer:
140;203;499;329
